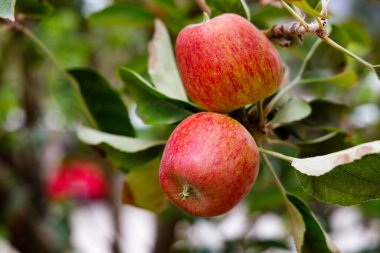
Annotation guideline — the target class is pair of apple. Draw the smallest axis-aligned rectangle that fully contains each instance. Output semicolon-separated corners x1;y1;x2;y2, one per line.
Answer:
160;14;283;216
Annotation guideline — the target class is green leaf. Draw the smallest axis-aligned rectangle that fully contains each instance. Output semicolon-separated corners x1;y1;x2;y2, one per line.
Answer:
69;68;135;137
77;126;165;154
339;21;371;47
308;26;349;73
77;126;165;170
301;99;349;127
272;98;312;124
119;67;199;125
16;0;53;18
247;187;283;212
0;0;15;21
89;3;154;27
286;194;338;253
285;0;325;18
374;65;380;80
251;4;287;28
122;159;168;213
148;19;188;101
305;0;320;8
301;71;358;88
274;100;350;144
292;141;380;205
297;131;352;158
205;0;250;19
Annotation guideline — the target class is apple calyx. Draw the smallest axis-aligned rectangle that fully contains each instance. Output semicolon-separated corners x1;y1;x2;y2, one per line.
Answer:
179;183;196;200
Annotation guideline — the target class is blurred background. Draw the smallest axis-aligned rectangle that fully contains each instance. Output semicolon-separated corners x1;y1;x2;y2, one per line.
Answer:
0;0;380;252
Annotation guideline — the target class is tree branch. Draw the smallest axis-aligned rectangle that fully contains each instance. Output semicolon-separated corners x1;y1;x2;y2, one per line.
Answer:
264;20;326;47
263;0;328;46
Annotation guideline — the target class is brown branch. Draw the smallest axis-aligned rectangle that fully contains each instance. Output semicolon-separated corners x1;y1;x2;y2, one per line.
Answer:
264;20;327;47
195;0;211;15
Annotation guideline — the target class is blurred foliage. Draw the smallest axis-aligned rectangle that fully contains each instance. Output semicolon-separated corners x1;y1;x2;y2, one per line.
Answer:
0;0;380;253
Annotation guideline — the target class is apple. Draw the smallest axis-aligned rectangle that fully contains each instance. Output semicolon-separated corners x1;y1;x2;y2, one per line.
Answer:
46;160;107;201
159;112;260;217
176;13;283;112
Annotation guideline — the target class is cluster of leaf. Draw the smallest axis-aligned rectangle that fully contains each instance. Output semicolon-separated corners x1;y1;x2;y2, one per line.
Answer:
2;0;380;252
71;15;202;212
73;1;380;252
70;5;380;252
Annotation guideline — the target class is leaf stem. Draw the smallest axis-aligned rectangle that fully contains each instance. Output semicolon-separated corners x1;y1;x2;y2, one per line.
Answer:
265;138;298;148
321;0;330;16
261;153;287;198
265;39;322;115
258;147;295;163
240;0;251;21
319;35;375;69
279;0;308;28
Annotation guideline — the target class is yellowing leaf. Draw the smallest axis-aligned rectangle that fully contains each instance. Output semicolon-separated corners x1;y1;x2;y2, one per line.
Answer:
286;194;339;253
0;0;15;21
292;140;380;176
123;159;168;213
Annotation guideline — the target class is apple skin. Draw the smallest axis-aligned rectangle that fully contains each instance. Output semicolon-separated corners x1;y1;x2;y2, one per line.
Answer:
46;160;107;201
159;112;260;217
176;13;283;113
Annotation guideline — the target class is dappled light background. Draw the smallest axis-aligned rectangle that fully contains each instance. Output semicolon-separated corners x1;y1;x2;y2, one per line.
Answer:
0;0;380;253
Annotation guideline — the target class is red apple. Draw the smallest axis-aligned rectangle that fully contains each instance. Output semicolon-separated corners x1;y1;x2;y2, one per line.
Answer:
46;160;107;201
159;112;259;217
176;13;283;112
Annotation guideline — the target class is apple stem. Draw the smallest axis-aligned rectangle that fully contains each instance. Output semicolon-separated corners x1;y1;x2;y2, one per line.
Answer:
202;12;210;24
179;184;195;200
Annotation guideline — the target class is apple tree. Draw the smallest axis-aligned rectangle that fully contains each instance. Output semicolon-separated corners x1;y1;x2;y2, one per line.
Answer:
1;0;380;252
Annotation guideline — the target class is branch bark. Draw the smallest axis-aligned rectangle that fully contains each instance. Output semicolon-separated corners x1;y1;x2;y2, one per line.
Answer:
264;21;326;47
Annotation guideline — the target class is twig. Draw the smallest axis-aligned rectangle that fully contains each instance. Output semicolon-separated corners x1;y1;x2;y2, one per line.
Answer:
264;0;327;46
319;35;376;70
264;0;378;113
195;0;211;16
258;147;295;163
279;0;308;28
265;39;322;115
265;138;298;148
264;21;321;46
261;153;287;197
321;0;329;16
